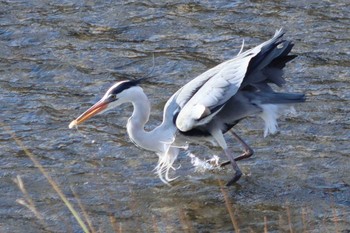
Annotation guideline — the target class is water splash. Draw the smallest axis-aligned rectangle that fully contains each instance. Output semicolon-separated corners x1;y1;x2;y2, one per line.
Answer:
187;153;222;172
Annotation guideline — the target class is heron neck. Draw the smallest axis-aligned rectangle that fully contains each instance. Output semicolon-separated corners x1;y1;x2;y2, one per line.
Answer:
126;89;165;153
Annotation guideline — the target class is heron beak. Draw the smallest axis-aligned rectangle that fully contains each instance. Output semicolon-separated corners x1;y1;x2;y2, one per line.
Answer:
69;99;109;129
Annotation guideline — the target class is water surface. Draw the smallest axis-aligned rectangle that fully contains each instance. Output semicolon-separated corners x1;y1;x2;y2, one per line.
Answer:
1;0;349;232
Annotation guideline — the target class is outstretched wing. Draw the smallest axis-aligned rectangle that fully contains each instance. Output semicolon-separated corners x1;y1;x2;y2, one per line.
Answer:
174;29;286;132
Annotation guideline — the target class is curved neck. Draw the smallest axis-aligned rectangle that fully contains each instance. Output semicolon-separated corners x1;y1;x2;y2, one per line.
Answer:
126;88;168;153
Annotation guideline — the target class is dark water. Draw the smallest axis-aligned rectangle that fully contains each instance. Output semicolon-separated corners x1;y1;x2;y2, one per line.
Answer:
1;0;349;232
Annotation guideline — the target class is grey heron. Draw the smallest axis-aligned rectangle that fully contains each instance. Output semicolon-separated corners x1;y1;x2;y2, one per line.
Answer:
69;29;305;186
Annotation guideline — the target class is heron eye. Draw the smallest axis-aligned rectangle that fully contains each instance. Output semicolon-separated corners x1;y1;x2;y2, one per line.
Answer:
110;94;117;99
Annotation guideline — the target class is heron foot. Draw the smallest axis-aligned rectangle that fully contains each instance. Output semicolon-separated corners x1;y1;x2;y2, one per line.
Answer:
220;160;231;167
225;170;242;186
220;147;254;167
221;131;254;168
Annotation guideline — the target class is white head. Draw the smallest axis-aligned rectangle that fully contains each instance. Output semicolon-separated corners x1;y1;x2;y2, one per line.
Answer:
69;80;141;128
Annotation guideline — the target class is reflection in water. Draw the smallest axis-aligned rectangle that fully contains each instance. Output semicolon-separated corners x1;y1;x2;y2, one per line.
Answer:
0;0;349;232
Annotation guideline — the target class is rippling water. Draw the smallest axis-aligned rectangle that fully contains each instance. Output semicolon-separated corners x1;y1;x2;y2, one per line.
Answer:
1;0;349;232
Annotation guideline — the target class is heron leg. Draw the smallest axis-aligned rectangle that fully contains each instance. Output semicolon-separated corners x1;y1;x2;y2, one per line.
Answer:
223;147;243;186
210;128;242;186
220;131;254;167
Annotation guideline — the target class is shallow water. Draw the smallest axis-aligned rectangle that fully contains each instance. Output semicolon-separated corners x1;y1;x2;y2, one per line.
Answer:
1;0;349;232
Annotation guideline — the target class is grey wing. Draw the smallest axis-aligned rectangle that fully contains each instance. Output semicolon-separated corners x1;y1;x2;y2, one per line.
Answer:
175;29;286;132
175;57;251;132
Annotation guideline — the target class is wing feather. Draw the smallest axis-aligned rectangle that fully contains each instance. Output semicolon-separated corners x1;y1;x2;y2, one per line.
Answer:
176;56;252;132
175;29;285;132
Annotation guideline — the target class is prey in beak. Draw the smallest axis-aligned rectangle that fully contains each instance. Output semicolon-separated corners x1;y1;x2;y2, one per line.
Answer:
69;99;110;129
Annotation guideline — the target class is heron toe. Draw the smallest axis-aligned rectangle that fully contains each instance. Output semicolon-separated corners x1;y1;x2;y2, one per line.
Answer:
226;170;242;186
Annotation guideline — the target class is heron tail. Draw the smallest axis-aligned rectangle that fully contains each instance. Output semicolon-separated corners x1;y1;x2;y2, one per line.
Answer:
254;92;306;104
252;92;305;137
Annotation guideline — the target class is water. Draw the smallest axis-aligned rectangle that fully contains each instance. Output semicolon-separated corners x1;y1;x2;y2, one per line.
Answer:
1;0;349;232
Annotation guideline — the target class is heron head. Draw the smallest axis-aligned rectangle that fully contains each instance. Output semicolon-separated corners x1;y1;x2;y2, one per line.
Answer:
69;80;139;128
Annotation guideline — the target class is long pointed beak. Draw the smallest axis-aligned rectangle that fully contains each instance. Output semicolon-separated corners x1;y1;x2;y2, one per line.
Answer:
69;99;109;128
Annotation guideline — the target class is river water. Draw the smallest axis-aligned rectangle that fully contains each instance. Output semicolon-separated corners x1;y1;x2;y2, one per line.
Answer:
1;0;349;232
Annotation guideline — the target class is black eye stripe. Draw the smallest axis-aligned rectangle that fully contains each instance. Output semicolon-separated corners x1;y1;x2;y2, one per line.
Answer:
110;81;138;95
